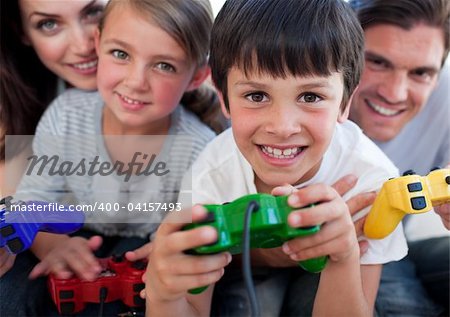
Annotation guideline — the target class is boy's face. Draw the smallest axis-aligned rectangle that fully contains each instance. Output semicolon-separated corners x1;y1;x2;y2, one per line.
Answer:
350;23;444;142
221;67;348;193
94;5;203;134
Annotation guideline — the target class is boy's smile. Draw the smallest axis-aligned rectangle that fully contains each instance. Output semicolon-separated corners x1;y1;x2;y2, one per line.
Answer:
222;67;348;193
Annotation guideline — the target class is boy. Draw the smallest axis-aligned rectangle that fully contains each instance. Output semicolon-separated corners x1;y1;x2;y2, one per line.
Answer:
146;0;408;315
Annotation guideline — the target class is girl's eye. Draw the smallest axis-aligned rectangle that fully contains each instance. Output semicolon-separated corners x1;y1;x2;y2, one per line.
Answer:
37;19;58;32
299;93;321;103
112;50;129;60
245;92;267;103
156;62;175;72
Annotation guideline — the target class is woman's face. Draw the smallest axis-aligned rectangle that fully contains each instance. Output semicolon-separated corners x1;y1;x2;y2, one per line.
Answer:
19;0;107;90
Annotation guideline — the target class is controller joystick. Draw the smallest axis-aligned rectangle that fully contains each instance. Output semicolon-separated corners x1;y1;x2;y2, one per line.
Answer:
48;256;147;315
0;198;85;254
183;193;328;293
364;168;450;239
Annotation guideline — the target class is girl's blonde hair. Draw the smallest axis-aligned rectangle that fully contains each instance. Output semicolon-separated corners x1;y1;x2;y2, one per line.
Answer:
99;0;227;133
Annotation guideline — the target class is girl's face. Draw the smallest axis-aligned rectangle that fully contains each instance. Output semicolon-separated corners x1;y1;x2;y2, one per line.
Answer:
19;0;107;90
95;5;208;135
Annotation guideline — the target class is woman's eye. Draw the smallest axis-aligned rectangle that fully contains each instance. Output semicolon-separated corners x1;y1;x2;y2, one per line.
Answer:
37;19;58;32
85;6;104;23
245;92;267;102
112;50;129;60
156;62;175;72
299;93;321;103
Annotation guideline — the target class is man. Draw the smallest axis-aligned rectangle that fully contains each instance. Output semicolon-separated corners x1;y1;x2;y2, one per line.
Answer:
349;0;449;315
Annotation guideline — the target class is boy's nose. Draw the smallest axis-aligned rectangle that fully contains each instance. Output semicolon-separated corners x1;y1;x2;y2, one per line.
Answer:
377;71;409;104
265;106;302;138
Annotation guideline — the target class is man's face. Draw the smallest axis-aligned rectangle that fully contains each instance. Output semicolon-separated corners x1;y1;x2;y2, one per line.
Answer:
350;23;445;142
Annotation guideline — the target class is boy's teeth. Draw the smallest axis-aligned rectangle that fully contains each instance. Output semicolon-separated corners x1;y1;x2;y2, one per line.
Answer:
73;60;98;70
367;100;401;116
261;145;301;159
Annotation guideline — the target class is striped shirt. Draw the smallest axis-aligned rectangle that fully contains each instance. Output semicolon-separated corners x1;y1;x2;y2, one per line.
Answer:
16;89;215;238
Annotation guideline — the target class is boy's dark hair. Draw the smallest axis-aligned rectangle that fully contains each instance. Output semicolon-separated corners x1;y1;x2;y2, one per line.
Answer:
349;0;450;66
210;0;364;112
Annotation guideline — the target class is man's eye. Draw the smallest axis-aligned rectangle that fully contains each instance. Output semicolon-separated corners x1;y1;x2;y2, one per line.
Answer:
300;93;321;103
112;50;128;60
245;92;267;102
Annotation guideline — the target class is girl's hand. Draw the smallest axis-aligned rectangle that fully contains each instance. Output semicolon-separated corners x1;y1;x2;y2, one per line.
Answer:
125;242;153;262
29;236;103;280
146;205;232;303
0;247;15;277
281;183;359;264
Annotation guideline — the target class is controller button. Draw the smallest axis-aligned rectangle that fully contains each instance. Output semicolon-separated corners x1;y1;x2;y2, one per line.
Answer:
132;261;146;270
112;254;124;262
410;197;427;210
60;302;75;314
59;290;74;299
407;182;423;192
7;238;24;253
0;225;15;237
133;283;145;292
446;176;450;185
403;170;416;176
198;212;215;224
133;295;145;306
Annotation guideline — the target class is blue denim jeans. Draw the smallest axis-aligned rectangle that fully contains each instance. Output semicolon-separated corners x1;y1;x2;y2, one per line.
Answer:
0;230;147;317
211;267;320;317
375;236;449;317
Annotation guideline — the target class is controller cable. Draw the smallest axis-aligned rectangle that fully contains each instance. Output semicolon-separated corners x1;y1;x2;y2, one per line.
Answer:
242;201;261;317
98;286;108;317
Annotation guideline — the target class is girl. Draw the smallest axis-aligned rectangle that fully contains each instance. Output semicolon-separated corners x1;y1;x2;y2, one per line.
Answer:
3;0;224;315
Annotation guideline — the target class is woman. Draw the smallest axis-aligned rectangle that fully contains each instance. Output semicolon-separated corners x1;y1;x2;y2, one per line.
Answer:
0;0;107;278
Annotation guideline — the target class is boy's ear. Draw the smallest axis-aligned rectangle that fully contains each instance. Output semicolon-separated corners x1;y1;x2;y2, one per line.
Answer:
217;90;231;119
94;28;101;56
338;87;358;123
186;65;211;92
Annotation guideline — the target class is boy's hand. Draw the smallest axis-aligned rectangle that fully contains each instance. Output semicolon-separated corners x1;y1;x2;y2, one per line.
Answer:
29;236;103;280
0;248;15;277
146;205;232;303
281;183;359;264
125;242;153;262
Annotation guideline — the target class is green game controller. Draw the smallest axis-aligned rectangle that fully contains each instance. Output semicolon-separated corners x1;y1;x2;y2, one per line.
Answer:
184;193;328;294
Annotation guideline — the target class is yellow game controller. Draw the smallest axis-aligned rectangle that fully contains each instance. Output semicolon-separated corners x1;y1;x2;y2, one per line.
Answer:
364;168;450;239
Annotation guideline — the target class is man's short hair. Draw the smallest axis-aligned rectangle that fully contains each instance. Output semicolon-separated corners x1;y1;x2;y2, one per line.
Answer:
349;0;450;66
210;0;364;111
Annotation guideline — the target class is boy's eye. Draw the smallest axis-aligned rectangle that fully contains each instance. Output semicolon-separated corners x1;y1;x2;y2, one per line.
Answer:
156;62;176;73
37;19;59;33
112;50;129;60
299;93;321;103
245;92;267;103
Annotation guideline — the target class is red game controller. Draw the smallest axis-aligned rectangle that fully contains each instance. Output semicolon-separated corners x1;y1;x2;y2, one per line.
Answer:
48;255;146;315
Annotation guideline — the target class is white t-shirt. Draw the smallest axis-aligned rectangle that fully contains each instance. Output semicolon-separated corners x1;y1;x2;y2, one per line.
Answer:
180;120;408;264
